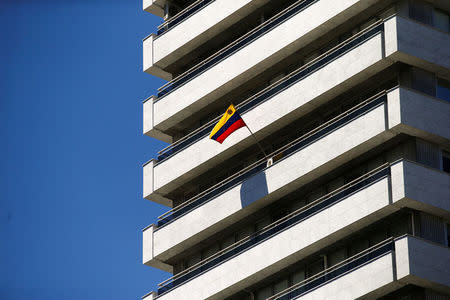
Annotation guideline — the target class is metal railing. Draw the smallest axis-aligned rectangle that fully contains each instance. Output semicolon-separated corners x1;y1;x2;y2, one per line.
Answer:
154;21;385;163
267;238;395;300
156;0;215;36
155;90;387;228
155;165;392;295
155;0;318;98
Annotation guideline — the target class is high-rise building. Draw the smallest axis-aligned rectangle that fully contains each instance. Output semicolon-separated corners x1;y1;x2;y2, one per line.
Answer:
141;0;450;299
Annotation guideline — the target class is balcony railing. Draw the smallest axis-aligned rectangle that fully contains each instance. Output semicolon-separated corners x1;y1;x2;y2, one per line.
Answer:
154;21;384;163
155;0;319;98
267;238;395;300
156;0;216;36
155;91;388;228
155;165;392;296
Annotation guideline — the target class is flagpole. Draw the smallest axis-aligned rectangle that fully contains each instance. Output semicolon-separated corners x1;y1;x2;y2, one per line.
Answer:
227;102;268;160
243;122;268;160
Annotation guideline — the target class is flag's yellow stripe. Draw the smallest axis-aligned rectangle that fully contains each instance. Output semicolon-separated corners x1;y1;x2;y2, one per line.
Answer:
209;104;236;138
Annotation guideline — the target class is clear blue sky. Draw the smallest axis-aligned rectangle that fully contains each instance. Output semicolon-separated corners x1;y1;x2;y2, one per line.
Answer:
1;1;170;299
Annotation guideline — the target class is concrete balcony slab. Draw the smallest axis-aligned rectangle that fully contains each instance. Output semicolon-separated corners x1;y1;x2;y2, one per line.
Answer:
143;0;270;78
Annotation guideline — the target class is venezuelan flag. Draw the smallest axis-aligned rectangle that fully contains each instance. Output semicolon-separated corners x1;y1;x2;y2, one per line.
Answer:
210;104;246;143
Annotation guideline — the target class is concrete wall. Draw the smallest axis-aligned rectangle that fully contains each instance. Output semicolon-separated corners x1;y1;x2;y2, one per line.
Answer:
301;253;395;300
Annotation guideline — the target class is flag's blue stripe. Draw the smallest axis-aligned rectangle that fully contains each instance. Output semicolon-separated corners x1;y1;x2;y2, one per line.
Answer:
211;113;243;141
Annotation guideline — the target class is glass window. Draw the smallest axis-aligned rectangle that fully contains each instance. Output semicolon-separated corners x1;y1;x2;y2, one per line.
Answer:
327;177;345;192
306;188;325;204
255;216;272;232
391;214;413;238
349;238;369;257
273;279;289;295
419;212;445;244
443;151;450;173
255;286;272;300
237;226;254;241
185;253;201;268
328;247;347;267
437;77;450;102
360;18;377;31
290;198;306;212
416;140;440;169
221;234;235;250
409;0;433;25
174;261;185;274
304;52;319;64
411;68;435;96
271;209;288;223
291;269;305;285
202;243;220;260
306;259;324;278
434;9;450;32
447;224;450;247
369;230;387;246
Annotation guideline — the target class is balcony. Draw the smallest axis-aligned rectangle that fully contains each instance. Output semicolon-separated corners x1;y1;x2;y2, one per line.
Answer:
143;15;450;202
143;0;270;80
144;161;450;299
269;235;450;300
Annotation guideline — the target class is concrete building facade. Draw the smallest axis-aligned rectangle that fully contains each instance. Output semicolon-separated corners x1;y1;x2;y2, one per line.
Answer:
141;0;450;299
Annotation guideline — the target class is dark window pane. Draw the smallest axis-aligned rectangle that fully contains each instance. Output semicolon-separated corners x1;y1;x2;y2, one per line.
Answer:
447;224;450;247
437;78;450;102
434;9;450;33
411;68;435;96
306;259;324;277
443;152;450;173
409;1;433;25
255;286;272;300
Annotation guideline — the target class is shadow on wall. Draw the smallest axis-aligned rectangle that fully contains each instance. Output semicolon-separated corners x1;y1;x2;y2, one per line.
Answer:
240;171;269;208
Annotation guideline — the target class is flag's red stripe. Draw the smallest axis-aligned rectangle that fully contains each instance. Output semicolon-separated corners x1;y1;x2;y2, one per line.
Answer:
211;113;242;141
215;119;245;144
